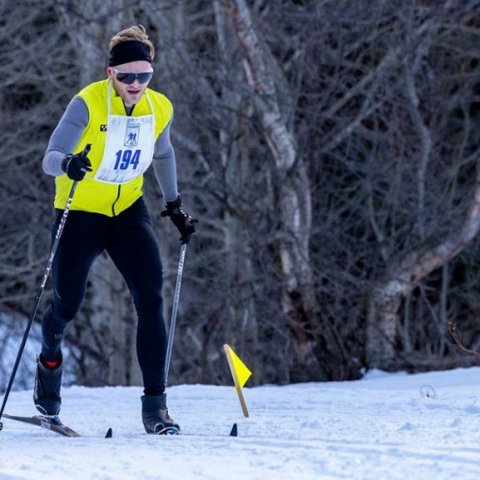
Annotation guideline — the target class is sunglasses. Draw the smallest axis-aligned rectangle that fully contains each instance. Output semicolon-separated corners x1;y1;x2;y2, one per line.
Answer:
113;69;153;85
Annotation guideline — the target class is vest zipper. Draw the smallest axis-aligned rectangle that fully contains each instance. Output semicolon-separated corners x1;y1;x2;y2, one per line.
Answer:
111;104;132;216
111;185;121;216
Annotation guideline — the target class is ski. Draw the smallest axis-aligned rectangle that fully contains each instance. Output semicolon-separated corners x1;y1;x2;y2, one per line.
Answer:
3;413;235;438
154;425;180;435
2;413;80;437
171;423;237;438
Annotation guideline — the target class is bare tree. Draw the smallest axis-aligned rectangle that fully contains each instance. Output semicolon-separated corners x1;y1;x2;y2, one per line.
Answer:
3;0;480;390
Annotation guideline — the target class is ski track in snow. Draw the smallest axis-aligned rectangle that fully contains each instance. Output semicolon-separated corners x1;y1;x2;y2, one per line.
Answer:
1;368;479;479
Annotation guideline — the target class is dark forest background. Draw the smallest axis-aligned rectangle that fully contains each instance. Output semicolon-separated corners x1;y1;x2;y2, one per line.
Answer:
1;0;480;389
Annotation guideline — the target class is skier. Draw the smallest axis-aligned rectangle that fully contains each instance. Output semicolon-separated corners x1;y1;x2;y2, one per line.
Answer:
34;25;196;434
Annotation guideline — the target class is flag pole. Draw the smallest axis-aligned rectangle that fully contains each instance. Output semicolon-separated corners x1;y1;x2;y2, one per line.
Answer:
223;344;249;417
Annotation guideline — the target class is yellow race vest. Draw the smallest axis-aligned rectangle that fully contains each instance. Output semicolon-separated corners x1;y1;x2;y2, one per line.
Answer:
54;79;173;216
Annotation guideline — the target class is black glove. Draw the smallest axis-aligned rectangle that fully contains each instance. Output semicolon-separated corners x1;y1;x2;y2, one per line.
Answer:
161;196;197;244
61;147;92;181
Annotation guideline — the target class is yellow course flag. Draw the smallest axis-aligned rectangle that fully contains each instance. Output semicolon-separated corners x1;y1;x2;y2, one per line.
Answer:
226;344;252;387
223;344;252;417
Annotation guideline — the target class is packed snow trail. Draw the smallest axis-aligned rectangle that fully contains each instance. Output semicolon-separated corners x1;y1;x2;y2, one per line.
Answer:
1;368;479;479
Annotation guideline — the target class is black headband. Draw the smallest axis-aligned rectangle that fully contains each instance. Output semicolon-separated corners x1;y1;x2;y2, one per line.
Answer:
109;40;152;67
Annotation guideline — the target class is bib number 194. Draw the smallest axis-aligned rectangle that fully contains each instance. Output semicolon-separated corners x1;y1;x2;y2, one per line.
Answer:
114;149;140;170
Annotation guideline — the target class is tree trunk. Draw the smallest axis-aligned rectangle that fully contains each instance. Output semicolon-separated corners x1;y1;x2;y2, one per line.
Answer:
225;0;324;381
367;164;480;367
214;0;261;381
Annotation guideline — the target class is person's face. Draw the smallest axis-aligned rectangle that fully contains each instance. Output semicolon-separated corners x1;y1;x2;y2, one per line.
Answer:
107;60;153;107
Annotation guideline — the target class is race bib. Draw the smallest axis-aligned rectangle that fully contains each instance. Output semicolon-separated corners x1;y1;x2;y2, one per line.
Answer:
95;86;155;184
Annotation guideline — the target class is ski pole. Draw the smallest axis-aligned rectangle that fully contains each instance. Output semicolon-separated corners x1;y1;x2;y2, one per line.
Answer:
0;144;90;430
164;242;187;387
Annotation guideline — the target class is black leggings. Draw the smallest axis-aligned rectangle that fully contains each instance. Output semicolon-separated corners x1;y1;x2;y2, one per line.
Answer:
42;197;167;393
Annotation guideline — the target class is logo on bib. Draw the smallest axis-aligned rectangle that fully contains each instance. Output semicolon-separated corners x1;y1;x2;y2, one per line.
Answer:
124;120;140;147
100;124;107;131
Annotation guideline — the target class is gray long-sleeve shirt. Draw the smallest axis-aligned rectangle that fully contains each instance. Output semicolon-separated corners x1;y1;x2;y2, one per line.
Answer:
42;96;179;202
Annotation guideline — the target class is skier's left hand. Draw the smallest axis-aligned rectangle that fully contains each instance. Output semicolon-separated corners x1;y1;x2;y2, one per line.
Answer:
161;196;197;244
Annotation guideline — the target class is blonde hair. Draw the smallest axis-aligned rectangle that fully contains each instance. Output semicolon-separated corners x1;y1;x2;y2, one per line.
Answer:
109;25;155;60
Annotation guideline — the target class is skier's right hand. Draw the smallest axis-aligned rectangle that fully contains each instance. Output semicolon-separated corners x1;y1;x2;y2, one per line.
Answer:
61;148;92;181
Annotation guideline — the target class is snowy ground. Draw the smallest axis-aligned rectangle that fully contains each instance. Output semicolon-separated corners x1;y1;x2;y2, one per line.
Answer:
0;367;479;480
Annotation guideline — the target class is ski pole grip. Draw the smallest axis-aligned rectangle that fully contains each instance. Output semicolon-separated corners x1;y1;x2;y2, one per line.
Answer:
79;144;92;174
81;144;91;157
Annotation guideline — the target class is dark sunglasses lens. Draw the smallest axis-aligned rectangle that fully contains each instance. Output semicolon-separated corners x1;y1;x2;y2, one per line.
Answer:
116;73;134;84
116;72;153;85
137;72;153;83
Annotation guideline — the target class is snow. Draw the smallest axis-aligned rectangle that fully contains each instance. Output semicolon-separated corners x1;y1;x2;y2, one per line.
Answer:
1;367;480;480
0;315;42;392
0;313;76;390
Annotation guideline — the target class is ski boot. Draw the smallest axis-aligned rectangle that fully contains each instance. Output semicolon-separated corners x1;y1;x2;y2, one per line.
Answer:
141;393;180;435
33;354;63;416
